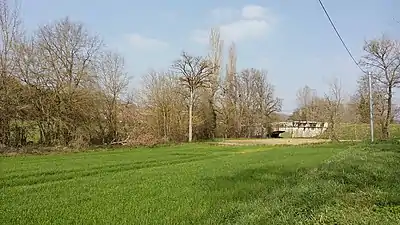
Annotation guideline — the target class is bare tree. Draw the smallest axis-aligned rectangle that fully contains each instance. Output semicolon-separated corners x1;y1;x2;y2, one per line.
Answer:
0;0;22;146
296;85;318;121
139;70;187;142
324;77;344;141
360;36;400;139
236;68;282;137
291;92;333;123
19;17;103;145
172;52;214;142
97;51;129;143
355;74;393;138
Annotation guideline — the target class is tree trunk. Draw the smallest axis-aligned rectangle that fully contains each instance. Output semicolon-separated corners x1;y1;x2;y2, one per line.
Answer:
163;109;167;139
188;90;193;142
209;99;217;139
383;86;392;139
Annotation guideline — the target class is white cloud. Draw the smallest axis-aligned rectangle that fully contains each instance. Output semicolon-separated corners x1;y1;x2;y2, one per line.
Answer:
192;5;275;44
127;34;169;50
220;19;269;42
241;5;269;20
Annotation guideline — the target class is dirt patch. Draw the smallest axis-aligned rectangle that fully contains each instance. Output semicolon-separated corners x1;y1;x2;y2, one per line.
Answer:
218;138;330;146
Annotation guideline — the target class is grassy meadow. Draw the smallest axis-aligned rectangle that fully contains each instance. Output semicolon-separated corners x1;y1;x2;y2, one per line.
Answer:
317;123;400;140
1;142;400;224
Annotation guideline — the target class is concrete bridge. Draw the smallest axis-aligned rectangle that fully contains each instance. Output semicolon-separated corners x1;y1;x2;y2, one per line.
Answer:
271;121;328;138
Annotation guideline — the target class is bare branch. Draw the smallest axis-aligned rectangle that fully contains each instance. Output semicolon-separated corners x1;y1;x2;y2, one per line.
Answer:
172;51;214;91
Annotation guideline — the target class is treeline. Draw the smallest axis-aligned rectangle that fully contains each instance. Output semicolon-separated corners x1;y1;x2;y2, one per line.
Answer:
0;2;282;148
1;2;399;149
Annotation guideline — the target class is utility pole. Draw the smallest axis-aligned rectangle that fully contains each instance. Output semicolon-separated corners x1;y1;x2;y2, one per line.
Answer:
368;72;374;143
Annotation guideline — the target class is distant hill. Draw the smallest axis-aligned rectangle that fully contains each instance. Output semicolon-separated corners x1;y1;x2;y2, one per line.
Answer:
273;112;290;122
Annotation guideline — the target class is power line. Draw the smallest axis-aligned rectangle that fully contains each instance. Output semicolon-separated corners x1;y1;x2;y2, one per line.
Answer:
318;0;374;143
317;0;365;73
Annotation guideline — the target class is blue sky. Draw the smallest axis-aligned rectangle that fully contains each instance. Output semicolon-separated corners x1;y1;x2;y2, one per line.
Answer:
19;0;399;113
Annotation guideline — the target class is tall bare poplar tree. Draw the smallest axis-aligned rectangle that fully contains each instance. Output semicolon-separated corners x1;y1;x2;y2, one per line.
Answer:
195;27;223;139
221;42;238;137
208;27;223;98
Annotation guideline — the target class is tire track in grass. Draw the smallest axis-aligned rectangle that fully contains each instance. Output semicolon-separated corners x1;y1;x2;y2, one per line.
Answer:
1;145;225;176
1;150;214;179
1;154;229;188
1;154;203;187
2;154;201;180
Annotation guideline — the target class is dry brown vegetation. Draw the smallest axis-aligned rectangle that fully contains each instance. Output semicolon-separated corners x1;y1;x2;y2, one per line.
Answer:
0;1;399;151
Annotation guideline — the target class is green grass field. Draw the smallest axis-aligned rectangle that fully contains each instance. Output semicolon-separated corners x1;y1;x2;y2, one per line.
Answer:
1;142;400;224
